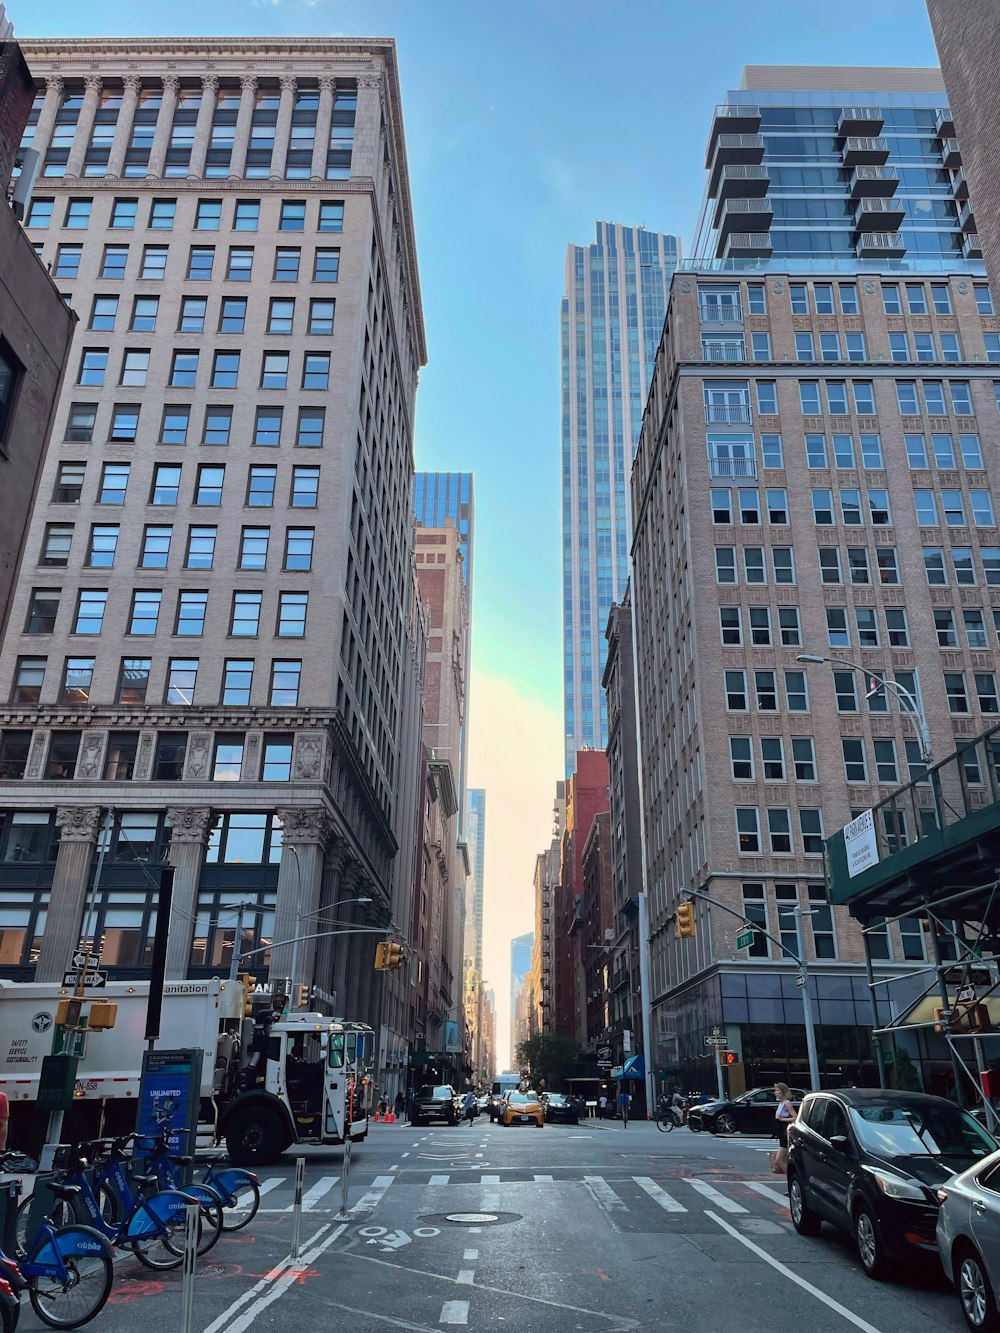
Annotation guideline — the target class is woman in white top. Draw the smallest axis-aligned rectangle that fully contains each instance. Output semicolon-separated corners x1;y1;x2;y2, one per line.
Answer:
774;1082;796;1149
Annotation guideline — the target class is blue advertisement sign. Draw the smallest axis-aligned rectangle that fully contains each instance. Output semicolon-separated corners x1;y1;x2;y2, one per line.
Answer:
138;1048;203;1162
444;1019;460;1053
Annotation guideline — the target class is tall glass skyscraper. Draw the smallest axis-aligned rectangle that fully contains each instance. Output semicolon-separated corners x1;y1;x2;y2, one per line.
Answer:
562;223;680;775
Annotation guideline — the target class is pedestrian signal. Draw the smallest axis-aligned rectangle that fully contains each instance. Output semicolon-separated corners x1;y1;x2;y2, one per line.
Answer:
725;1051;737;1065
675;901;695;938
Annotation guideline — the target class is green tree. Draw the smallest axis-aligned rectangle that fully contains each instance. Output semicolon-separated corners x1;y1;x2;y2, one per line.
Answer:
516;1034;581;1090
890;1046;922;1092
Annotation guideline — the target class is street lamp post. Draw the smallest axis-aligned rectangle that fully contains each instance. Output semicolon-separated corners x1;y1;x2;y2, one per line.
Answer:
795;654;932;764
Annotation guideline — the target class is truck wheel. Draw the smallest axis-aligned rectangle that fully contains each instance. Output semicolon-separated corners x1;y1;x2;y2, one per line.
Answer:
225;1109;288;1165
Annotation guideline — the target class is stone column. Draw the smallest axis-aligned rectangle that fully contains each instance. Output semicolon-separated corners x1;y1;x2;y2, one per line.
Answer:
228;74;257;179
30;75;64;165
187;75;219;180
268;74;297;180
310;75;335;180
312;837;349;994
106;75;142;178
34;807;101;982
271;808;333;989
64;74;102;179
350;71;383;179
163;807;212;978
146;74;179;179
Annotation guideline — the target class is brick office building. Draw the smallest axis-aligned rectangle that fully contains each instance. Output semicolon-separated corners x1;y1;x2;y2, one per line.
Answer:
553;750;609;1042
4;39;427;1071
630;66;1000;1095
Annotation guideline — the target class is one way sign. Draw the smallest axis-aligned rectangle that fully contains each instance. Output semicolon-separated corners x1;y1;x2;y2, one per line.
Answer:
62;970;108;988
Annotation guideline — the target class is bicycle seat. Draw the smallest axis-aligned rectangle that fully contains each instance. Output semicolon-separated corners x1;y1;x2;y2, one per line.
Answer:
169;1155;193;1168
47;1183;81;1201
132;1174;159;1188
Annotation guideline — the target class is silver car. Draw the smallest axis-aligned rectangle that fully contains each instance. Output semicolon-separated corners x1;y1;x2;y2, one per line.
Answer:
937;1148;1000;1331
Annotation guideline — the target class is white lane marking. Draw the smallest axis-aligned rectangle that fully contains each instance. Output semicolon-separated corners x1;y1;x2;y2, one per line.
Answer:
333;1303;438;1333
474;1152;483;1158
200;1221;335;1333
533;1174;553;1182
480;1174;500;1184
401;1152;410;1158
463;1249;478;1261
391;1165;400;1171
705;1210;883;1333
744;1180;790;1207
439;1300;470;1325
456;1270;475;1285
633;1176;687;1212
221;1223;347;1333
256;1177;284;1199
350;1175;395;1215
685;1178;748;1214
284;1175;338;1212
429;1174;450;1185
584;1175;628;1212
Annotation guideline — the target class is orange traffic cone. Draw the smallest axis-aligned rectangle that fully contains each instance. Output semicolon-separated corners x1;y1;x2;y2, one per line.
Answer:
386;1111;395;1122
373;1111;381;1121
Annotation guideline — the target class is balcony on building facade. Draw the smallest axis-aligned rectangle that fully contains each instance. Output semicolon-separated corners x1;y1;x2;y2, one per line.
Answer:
705;103;762;166
853;196;905;232
936;107;956;138
951;167;969;201
704;401;753;425
959;200;977;233
841;136;891;167
716;195;773;239
941;138;962;169
709;455;757;478
855;231;906;260
698;298;744;325
837;106;885;138
712;164;771;221
707;134;766;196
964;233;984;260
849;165;900;198
701;338;746;362
721;230;773;260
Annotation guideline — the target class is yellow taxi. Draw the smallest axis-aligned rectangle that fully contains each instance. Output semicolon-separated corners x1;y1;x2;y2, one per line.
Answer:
499;1087;544;1128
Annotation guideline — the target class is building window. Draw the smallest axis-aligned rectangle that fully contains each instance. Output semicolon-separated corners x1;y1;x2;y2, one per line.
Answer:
140;524;172;568
777;606;800;646
53;461;85;505
43;730;80;780
855;607;879;647
195;199;222;230
277;591;308;637
720;607;741;646
86;524;120;568
90;296;119;331
178;296;206;333
170;351;199;388
290;466;319;507
945;672;969;713
247;466;277;506
965;609;988;650
117;658;151;704
805;434;827;468
262;738;293;781
110;197;137;229
842;737;867;782
226;246;254;281
313;248;340;282
729;737;753;781
140;245;168;278
65;404;97;442
128;589;161;635
54;245;83;279
154;733;187;780
213;735;245;781
833;671;858;712
976;672;999;714
195;465;225;506
41;524;73;566
12;657;46;703
222;659;254;706
79;349;109;386
61;656;95;704
790;737;816;782
98;462;130;504
826;607;849;648
130;296;159;332
231;591;262;636
239;527;269;570
748;606;770;646
175;590;208;636
165;658;197;705
302;352;330;390
211;352;240;389
187;246;215;280
26;197;54;228
272;658;304;709
784;670;808;712
254;408;283;447
768;811;792;855
274;248;301;281
150;463;181;506
280;200;306;231
309;299;335;335
740;883;768;954
204;813;282;866
760;736;784;780
203;407;232;446
233;200;260;231
261;352;289;389
296;409;325;448
72;588;108;635
25;589;60;635
715;547;736;584
724;670;747;711
268;298;295;334
811;489;834;525
318;200;344;232
185;525;217;569
754;669;777;711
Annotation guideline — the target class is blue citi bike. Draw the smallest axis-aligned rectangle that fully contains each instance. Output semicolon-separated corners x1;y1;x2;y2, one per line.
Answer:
135;1130;260;1232
1;1152;114;1329
15;1136;223;1272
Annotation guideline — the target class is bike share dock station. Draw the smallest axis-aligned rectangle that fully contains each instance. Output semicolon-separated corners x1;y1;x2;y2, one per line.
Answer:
825;719;1000;1111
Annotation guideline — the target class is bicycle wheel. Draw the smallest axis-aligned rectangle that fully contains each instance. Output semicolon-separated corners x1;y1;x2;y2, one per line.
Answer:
128;1216;187;1271
27;1226;113;1329
219;1178;260;1231
655;1114;674;1133
164;1186;224;1257
15;1194;72;1260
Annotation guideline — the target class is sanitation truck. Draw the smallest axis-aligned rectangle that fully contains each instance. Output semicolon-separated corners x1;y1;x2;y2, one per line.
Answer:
0;978;374;1164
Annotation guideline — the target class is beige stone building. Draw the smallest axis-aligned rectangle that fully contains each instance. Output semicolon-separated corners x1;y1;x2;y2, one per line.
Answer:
630;67;1000;1094
4;38;426;1069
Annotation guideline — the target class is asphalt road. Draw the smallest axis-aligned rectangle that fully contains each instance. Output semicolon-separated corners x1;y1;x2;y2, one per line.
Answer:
10;1115;972;1333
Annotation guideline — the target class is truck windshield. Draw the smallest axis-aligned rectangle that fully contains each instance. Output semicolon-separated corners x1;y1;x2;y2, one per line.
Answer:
329;1033;345;1068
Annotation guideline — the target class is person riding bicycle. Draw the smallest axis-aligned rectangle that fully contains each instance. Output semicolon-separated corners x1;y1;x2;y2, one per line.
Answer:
670;1090;685;1126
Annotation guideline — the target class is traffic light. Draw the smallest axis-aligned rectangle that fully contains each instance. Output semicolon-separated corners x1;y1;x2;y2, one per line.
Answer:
86;1001;117;1031
375;941;405;971
55;998;83;1029
375;941;387;971
725;1051;737;1066
293;984;310;1010
240;972;256;1018
675;901;695;938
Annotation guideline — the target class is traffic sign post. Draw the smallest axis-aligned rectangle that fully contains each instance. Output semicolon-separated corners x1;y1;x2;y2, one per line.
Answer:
61;970;108;989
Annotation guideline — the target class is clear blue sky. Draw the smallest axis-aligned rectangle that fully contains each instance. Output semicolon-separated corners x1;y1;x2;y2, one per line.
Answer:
25;0;943;1062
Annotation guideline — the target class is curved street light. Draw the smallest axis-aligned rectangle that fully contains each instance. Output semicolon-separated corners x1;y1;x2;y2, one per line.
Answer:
796;653;932;764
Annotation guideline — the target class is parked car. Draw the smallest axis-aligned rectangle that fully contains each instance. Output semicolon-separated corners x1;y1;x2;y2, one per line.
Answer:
411;1084;459;1126
488;1093;504;1122
688;1086;807;1135
543;1093;579;1125
787;1088;996;1281
937;1146;1000;1331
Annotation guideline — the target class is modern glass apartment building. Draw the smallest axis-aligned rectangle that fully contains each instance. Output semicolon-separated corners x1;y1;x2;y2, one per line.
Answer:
628;67;998;1095
561;223;679;776
414;471;474;590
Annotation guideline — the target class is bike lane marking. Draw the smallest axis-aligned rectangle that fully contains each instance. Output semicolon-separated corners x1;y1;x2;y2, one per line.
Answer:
704;1210;883;1333
200;1221;334;1333
214;1222;348;1333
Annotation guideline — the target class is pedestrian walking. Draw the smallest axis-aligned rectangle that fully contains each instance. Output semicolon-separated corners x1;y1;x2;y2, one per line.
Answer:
394;1090;405;1121
598;1093;608;1119
770;1082;797;1174
462;1088;476;1124
618;1088;631;1127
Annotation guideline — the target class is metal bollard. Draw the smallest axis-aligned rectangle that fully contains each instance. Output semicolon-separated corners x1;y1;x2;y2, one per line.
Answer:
289;1156;305;1260
180;1202;199;1333
338;1134;352;1219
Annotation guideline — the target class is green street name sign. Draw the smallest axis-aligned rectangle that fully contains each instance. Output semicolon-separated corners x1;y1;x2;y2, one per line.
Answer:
736;929;755;951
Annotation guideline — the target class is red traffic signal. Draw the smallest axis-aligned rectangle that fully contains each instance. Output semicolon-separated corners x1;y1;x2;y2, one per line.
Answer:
725;1052;737;1065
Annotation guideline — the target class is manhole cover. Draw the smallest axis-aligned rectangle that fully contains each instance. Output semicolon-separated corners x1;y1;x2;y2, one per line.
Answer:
421;1212;520;1228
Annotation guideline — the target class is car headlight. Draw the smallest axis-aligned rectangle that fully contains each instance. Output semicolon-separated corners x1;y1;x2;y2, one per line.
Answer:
863;1166;927;1201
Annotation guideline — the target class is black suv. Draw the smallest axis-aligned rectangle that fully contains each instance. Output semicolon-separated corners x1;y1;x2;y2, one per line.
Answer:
787;1088;996;1280
411;1084;459;1126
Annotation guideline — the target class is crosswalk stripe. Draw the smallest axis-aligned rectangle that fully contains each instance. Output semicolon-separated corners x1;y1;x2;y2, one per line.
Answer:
256;1177;284;1198
584;1175;628;1212
633;1176;687;1213
743;1180;790;1207
439;1300;470;1325
350;1175;394;1214
685;1178;748;1214
297;1175;339;1210
480;1174;500;1184
533;1174;553;1182
429;1174;450;1186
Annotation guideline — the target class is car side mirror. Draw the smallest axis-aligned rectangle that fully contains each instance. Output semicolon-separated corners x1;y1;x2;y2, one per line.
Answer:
829;1134;850;1154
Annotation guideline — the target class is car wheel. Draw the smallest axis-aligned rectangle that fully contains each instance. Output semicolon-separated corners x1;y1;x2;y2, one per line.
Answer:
688;1117;703;1133
715;1113;738;1135
957;1243;1000;1332
788;1173;822;1237
855;1203;891;1281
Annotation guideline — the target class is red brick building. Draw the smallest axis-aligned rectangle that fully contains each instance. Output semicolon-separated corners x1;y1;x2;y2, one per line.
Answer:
554;750;609;1042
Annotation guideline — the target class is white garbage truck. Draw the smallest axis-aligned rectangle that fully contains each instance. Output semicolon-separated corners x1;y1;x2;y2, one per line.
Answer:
0;978;374;1164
